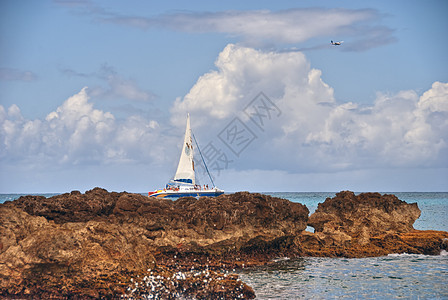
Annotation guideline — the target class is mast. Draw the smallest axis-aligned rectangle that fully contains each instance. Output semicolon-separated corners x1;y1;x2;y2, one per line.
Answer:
173;114;195;185
192;132;216;188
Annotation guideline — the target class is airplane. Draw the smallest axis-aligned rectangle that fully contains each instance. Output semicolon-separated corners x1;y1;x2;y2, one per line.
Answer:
331;40;343;45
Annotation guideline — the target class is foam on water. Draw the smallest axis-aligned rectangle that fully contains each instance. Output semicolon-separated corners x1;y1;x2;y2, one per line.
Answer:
388;252;448;258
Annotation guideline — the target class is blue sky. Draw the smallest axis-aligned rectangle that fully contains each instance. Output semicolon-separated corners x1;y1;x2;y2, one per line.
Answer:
1;0;447;193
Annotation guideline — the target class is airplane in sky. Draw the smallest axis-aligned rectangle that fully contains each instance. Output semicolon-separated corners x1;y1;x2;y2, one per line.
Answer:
331;40;343;45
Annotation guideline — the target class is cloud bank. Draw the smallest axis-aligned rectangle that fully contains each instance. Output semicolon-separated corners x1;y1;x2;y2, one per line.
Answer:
1;44;446;191
112;8;372;42
0;87;166;168
69;4;396;51
172;44;448;173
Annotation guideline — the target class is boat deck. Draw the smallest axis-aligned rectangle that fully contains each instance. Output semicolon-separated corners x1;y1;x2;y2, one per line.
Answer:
149;187;224;198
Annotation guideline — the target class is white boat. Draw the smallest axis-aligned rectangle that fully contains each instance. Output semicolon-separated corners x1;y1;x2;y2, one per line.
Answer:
148;114;224;198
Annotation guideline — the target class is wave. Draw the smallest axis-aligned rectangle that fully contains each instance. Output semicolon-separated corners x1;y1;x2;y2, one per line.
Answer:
387;251;448;258
272;257;290;263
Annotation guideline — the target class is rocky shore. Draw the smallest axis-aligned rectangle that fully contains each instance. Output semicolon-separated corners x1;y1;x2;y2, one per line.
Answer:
1;189;447;299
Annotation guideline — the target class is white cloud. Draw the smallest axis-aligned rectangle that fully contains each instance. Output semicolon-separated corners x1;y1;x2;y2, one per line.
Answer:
86;7;395;51
306;83;448;168
0;87;167;167
156;8;373;44
172;44;448;174
171;44;331;127
1;45;446;192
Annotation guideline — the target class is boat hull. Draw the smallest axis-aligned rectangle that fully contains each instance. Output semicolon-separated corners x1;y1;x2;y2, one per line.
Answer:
149;189;224;198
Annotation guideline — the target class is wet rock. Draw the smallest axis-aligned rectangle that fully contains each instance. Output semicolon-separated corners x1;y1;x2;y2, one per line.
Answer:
121;265;255;299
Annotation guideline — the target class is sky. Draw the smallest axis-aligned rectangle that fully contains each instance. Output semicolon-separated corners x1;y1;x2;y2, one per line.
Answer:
0;0;447;193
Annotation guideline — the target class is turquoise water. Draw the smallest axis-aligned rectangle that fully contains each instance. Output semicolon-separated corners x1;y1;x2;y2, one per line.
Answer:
1;192;447;299
0;193;60;203
267;192;448;231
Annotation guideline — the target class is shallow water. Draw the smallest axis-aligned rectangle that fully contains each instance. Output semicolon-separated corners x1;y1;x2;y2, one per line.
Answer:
238;253;448;299
245;192;448;299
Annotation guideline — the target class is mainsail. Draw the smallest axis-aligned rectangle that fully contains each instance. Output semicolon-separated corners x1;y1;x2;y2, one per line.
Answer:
173;114;195;185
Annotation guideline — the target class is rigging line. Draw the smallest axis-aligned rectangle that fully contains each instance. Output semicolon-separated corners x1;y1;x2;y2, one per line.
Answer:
192;131;216;188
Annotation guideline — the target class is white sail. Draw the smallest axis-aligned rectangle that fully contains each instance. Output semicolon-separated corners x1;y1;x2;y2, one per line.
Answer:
173;114;195;185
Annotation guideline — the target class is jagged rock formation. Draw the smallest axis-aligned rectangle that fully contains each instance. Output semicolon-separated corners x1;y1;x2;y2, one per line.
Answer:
0;204;155;298
308;191;421;245
0;189;307;299
11;189;309;249
0;188;446;299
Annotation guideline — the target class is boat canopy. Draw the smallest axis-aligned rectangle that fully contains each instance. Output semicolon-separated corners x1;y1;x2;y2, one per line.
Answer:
173;178;193;184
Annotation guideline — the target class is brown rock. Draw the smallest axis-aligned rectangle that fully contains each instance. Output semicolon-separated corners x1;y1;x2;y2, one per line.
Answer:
0;189;308;298
2;188;445;299
13;187;119;223
308;191;421;245
0;202;155;298
121;265;256;299
164;192;309;249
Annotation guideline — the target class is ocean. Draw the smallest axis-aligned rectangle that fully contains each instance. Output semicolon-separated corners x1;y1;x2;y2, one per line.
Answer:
1;192;447;299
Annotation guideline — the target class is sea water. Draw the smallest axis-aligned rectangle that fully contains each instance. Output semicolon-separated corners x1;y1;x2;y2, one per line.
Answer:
1;192;447;299
237;192;448;299
266;192;448;232
238;254;448;299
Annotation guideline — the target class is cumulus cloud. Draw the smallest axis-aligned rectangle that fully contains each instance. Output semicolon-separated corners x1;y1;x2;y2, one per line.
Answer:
171;44;332;126
2;44;446;190
305;84;448;168
172;44;448;173
0;87;167;167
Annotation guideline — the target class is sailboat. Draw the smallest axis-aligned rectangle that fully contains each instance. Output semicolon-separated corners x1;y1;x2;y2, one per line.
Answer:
148;114;224;198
